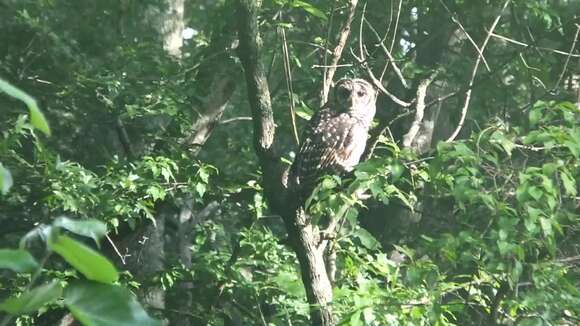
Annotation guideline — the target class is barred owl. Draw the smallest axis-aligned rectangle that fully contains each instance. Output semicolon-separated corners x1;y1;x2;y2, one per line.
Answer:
289;78;377;200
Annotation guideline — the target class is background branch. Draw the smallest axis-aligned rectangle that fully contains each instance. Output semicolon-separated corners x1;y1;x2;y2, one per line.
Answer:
446;0;511;142
321;0;359;105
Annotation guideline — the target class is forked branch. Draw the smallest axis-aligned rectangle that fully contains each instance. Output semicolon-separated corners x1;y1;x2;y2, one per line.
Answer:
446;0;511;142
236;1;335;325
321;0;359;105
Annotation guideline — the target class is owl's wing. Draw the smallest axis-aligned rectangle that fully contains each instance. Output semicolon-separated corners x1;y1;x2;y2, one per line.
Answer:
291;109;359;190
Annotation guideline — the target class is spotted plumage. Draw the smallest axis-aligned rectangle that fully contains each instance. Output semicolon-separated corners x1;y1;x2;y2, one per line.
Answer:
289;78;377;199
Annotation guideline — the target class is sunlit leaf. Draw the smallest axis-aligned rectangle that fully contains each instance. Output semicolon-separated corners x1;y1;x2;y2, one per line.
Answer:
353;228;380;250
0;163;13;195
0;78;51;136
0;249;39;273
53;217;108;246
0;281;62;315
559;170;577;196
273;271;305;298
49;234;118;284
64;281;161;326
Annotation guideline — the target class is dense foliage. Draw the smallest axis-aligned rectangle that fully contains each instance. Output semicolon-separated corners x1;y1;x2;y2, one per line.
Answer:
1;0;578;325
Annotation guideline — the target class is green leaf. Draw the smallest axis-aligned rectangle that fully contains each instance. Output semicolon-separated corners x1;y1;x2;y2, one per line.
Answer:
529;106;543;126
389;162;405;180
30;104;51;136
295;104;313;121
64;281;161;326
353;228;380;250
49;234;118;284
198;167;210;183
527;186;543;200
511;260;523;285
291;0;327;21
349;310;363;326
560;170;577;196
53;217;108;246
497;240;511;256
0;281;62;315
321;177;337;189
273;271;305;298
195;182;206;197
0;163;13;195
0;249;39;273
0;78;51;136
540;217;553;237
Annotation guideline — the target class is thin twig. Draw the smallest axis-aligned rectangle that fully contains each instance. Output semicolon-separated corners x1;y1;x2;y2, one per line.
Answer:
381;0;394;45
279;16;300;145
490;32;580;58
312;63;354;68
364;18;409;88
220;116;253;124
289;40;334;55
446;0;511;142
321;0;337;102
365;67;412;107
321;0;359;105
352;8;410;107
358;2;367;62
425;89;460;108
389;0;403;51
106;234;126;265
438;0;491;72
554;24;580;90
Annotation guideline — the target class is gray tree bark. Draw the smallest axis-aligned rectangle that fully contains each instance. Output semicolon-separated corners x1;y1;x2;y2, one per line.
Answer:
235;0;335;324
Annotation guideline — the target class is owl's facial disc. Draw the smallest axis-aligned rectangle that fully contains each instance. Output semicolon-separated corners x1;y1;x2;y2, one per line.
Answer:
337;86;351;103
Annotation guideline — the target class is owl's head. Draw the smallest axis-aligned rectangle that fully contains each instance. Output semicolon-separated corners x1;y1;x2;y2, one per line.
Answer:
333;78;377;120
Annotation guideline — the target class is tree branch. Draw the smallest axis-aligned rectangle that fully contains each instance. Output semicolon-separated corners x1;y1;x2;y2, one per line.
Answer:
321;0;359;105
438;0;491;72
236;1;335;324
403;70;439;147
446;0;511;142
236;0;276;157
364;18;409;88
185;75;237;156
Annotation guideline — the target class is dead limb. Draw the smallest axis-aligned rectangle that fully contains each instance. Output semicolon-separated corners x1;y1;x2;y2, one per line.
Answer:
321;0;359;105
446;0;511;142
403;70;439;147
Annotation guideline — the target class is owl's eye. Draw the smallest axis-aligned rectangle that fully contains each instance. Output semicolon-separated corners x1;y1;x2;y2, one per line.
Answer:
357;90;366;97
337;88;350;99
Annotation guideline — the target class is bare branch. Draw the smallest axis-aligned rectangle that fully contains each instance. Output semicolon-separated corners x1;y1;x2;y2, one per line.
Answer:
186;75;237;156
446;0;511;142
236;0;276;155
358;2;367;62
554;24;580;90
106;234;126;265
220;116;252;124
321;0;359;105
365;66;412;107
312;63;354;68
403;70;439;147
279;18;300;145
490;32;580;58
388;0;403;51
364;18;410;88
438;0;491;72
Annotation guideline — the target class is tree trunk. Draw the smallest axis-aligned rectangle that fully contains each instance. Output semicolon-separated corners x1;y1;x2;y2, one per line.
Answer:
157;0;185;58
235;0;335;324
283;209;334;325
